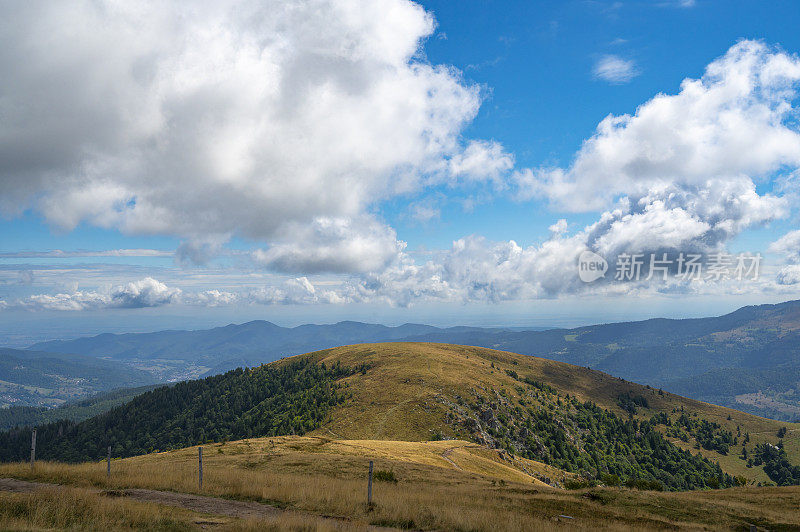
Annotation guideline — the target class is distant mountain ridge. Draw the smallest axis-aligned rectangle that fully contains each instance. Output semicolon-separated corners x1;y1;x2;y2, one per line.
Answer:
30;321;511;380
24;299;800;421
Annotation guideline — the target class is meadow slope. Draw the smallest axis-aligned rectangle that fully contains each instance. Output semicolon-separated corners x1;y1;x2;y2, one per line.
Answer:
1;436;799;531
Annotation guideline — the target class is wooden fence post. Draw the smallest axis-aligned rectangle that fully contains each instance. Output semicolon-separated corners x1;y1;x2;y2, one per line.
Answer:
107;446;111;478
30;429;36;469
367;460;373;505
198;447;203;490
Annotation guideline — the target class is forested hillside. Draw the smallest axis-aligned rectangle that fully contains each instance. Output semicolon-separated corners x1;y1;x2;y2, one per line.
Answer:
0;359;362;462
449;373;734;490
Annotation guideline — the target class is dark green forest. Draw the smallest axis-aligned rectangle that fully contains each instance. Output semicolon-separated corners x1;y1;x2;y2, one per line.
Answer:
753;442;800;486
0;359;360;462
466;376;736;491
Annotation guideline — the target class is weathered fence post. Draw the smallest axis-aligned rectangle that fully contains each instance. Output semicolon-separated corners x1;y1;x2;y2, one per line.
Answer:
367;460;373;505
198;446;203;490
107;445;111;478
30;429;36;469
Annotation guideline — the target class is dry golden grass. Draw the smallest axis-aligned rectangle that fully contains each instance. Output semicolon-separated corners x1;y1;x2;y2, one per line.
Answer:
0;483;371;531
0;485;202;530
2;435;799;531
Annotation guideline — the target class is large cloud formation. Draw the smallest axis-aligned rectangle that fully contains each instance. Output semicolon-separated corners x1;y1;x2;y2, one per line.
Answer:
770;229;800;264
0;0;507;262
505;41;799;293
251;216;405;274
2;4;799;311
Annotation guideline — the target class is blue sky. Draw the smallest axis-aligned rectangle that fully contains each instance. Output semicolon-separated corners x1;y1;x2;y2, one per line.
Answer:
2;0;800;343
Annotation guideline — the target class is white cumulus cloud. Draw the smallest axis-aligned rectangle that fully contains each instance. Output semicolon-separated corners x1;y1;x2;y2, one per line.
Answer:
777;265;800;285
109;277;182;308
521;41;800;212
249;277;346;305
8;277;181;311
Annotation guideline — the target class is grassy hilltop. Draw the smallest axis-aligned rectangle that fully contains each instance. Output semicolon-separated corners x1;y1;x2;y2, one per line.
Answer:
297;343;799;486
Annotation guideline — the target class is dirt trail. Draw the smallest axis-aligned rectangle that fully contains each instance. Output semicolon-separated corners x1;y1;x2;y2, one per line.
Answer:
440;446;464;471
0;477;282;520
0;478;390;529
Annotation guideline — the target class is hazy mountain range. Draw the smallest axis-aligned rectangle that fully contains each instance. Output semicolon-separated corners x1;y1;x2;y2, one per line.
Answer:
5;299;799;421
29;322;512;379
